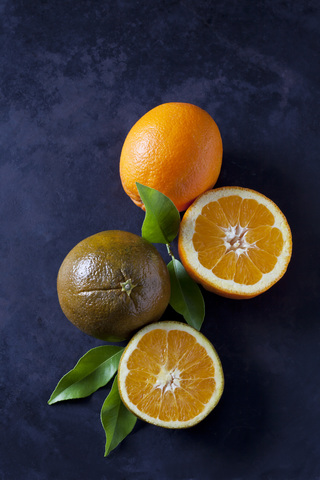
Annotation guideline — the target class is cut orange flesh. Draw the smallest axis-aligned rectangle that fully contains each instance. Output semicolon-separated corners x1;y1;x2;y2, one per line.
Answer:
178;187;292;299
118;322;224;428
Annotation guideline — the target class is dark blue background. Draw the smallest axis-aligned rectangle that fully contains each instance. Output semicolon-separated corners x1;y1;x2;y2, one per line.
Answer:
1;1;320;479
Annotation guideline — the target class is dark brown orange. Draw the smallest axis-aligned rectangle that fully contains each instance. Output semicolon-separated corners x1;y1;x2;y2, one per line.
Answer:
57;231;170;341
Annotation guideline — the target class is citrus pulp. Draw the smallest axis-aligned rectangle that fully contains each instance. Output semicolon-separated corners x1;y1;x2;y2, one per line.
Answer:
118;321;224;428
178;187;292;299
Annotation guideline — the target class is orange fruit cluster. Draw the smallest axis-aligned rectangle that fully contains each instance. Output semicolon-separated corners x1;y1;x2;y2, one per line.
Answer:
119;102;292;299
116;103;293;428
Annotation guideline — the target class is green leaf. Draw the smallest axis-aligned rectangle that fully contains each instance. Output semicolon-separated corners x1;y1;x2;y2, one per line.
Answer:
136;183;180;244
48;345;124;404
167;258;205;330
100;375;137;456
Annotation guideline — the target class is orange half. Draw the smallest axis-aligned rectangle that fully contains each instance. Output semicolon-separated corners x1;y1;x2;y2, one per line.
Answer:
178;187;292;299
118;322;224;428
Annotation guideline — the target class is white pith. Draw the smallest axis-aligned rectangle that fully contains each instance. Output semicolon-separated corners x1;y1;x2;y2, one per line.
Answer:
118;322;224;428
222;224;250;255
154;366;181;393
180;187;292;295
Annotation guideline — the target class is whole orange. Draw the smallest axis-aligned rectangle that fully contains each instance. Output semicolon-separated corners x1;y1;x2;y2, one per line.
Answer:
119;102;223;212
57;231;171;341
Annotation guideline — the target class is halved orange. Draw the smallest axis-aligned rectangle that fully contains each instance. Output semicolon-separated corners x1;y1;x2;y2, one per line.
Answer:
178;187;292;299
118;321;224;428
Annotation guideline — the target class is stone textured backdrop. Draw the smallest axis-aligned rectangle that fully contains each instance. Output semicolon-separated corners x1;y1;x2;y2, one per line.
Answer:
1;1;319;479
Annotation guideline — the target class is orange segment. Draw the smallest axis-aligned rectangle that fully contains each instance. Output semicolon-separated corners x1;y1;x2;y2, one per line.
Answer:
247;248;278;274
218;195;242;225
234;253;263;285
174;389;204;421
118;322;224;428
158;390;178;422
125;370;159;417
239;198;259;227
212;251;238;281
166;329;197;371
179;348;215;378
201;202;229;228
247;203;275;228
180;378;216;404
127;348;161;375
137;327;168;366
193;214;225;240
178;187;292;299
131;379;162;418
256;227;284;256
125;370;155;400
198;246;226;270
245;225;272;244
193;232;225;253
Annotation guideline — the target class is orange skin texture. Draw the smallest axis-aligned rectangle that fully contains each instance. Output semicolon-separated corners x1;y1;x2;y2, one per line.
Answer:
57;231;171;341
120;103;223;212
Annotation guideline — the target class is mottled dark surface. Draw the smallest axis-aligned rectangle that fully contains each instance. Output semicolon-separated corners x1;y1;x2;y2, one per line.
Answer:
1;1;320;479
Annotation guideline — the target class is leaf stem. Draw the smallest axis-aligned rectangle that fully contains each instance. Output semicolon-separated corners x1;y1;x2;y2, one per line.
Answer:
166;243;175;260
